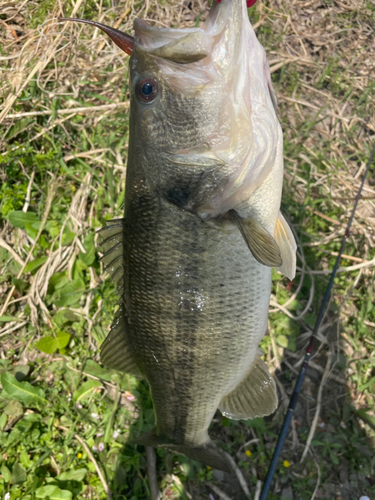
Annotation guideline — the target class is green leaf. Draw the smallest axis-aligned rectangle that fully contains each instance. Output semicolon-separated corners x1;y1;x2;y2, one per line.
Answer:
73;380;102;402
0;315;21;322
55;278;85;307
36;336;58;355
56;332;71;349
3;400;24;417
1;372;47;406
62;230;76;246
84;359;114;382
56;467;87;481
5;118;33;140
358;376;375;392
53;309;80;326
330;449;339;465
1;463;11;482
11;462;27;484
304;313;317;328
35;485;73;499
79;234;96;266
8;211;38;229
0;413;7;430
12;277;27;294
20;450;32;469
357;409;375;431
23;256;48;274
24;221;39;239
276;335;288;348
12;364;30;381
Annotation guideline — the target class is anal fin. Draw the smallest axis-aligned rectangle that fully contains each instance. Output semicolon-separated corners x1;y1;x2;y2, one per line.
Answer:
100;306;143;379
219;351;277;420
228;210;282;267
274;211;297;280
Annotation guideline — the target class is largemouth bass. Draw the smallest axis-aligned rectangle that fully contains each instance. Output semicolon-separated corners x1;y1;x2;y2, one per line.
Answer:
63;0;296;472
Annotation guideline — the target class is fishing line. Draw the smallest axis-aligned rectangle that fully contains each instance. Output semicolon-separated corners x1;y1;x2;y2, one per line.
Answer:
260;141;375;500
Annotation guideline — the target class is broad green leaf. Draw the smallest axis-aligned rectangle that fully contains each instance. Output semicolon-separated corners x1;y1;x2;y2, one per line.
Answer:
56;332;71;349
11;462;27;484
55;278;85;307
276;335;288;348
1;464;11;482
62;230;75;246
0;413;7;430
84;359;114;382
53;309;80;326
304;313;317;328
1;372;47;406
8;211;38;229
73;380;102;402
24;221;39;239
79;234;96;266
23;256;48;274
56;467;87;481
330;450;339;465
12;364;30;381
36;336;58;355
35;485;73;499
3;400;23;417
12;277;27;294
20;450;32;469
49;272;70;290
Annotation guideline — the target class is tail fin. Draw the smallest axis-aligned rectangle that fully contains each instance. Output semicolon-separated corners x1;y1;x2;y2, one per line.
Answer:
134;429;233;473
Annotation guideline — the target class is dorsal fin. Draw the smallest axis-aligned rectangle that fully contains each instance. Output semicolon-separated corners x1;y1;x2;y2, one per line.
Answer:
97;220;143;378
97;219;125;295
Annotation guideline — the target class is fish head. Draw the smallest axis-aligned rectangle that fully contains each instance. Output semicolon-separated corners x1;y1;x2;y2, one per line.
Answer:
128;0;281;217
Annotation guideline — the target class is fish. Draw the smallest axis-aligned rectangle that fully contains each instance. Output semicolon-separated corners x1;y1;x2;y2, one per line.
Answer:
61;0;296;473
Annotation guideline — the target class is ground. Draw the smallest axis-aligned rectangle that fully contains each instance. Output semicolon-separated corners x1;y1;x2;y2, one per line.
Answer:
0;0;374;499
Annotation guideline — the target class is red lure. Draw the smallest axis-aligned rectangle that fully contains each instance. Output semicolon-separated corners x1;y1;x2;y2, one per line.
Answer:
216;0;258;6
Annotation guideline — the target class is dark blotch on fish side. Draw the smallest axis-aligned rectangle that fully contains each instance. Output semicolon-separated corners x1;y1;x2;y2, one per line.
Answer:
166;186;191;207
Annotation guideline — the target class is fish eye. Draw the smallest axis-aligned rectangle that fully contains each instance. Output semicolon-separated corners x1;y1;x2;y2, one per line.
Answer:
137;78;158;103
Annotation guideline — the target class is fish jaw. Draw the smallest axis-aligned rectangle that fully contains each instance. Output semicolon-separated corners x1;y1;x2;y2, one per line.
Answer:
128;0;282;219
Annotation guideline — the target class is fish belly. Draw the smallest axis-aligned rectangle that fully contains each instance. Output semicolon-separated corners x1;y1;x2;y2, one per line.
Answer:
123;181;272;446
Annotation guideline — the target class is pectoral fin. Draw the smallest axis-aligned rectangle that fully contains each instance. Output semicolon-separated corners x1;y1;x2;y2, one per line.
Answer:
219;351;277;420
274;212;297;280
229;210;282;267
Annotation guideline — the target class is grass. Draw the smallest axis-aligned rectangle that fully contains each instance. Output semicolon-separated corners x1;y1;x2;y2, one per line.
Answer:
0;0;375;499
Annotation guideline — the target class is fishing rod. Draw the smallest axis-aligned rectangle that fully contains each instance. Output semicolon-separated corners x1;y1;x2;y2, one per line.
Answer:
260;141;375;500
